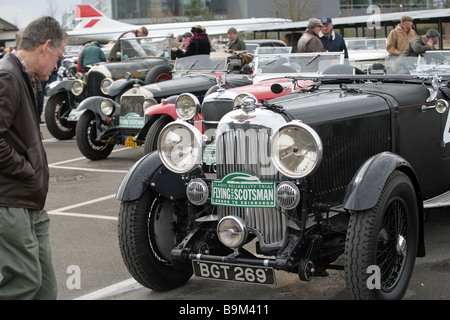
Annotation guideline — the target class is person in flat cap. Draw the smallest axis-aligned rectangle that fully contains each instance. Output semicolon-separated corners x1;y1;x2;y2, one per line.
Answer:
297;18;325;53
227;27;247;51
386;15;417;56
179;32;192;51
319;16;348;58
172;25;211;58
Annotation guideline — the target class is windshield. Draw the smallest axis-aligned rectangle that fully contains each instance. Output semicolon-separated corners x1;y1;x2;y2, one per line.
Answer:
173;54;228;73
346;38;387;51
120;36;171;60
253;52;344;82
255;46;292;55
280;51;450;80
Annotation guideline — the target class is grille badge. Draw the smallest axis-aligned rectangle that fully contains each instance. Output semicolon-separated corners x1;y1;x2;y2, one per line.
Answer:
230;114;256;122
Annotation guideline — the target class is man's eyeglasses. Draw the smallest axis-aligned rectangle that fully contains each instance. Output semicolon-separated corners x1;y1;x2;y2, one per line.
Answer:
50;43;64;60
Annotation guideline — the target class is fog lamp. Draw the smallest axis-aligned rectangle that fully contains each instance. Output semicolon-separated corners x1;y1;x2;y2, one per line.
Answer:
217;216;248;249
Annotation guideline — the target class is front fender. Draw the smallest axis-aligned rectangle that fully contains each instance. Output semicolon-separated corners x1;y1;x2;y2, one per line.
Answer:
45;79;75;96
74;96;120;122
343;152;421;211
343;151;425;257
116;151;187;202
144;102;178;120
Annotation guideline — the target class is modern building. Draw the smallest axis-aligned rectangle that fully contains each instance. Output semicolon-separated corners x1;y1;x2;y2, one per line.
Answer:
63;0;442;28
76;0;340;24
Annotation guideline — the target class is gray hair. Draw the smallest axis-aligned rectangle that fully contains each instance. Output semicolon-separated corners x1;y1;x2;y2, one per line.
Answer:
19;16;67;51
425;29;440;39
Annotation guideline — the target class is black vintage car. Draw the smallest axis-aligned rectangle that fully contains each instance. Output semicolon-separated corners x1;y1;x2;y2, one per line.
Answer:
71;53;252;160
115;51;450;300
44;36;173;140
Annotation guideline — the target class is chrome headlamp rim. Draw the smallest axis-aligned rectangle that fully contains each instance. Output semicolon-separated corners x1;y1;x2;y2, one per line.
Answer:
100;99;115;116
175;93;200;120
100;78;114;95
71;79;86;96
271;121;323;179
157;120;204;174
233;92;257;109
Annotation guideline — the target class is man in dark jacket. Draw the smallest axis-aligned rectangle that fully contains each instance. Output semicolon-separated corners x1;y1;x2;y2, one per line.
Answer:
0;16;67;300
227;27;247;51
319;16;348;58
402;29;440;57
79;41;106;71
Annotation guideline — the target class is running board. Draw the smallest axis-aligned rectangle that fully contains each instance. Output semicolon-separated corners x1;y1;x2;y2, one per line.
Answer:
423;191;450;209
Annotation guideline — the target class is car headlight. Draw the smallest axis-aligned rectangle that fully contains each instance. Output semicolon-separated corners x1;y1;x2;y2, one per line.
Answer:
100;78;114;95
271;121;323;178
143;98;157;111
233;93;257;109
175;93;200;120
71;80;86;96
158;120;203;174
100;99;114;116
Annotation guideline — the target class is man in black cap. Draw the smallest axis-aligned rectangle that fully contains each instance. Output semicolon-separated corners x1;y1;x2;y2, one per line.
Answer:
319;16;348;58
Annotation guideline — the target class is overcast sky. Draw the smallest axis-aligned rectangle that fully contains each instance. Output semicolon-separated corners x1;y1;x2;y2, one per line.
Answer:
1;0;82;29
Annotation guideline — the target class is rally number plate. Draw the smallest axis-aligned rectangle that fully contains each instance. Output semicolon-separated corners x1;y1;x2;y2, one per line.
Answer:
124;136;137;148
192;260;276;285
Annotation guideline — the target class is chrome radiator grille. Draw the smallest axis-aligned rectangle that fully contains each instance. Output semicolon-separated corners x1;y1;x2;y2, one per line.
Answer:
215;127;286;250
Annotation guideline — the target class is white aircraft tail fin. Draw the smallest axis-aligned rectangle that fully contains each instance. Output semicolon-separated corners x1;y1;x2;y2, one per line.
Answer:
73;5;132;30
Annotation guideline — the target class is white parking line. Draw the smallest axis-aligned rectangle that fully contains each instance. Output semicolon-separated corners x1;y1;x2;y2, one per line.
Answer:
48;211;118;221
50;165;129;174
74;278;143;300
48;194;118;221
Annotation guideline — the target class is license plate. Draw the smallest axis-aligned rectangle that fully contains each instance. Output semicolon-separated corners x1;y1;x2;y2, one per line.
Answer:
192;260;276;285
124;136;137;148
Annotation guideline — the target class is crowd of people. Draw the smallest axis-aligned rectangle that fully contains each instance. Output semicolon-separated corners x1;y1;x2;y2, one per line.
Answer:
296;15;439;58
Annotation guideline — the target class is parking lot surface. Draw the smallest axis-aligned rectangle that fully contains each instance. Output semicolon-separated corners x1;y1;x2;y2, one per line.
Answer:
41;123;450;301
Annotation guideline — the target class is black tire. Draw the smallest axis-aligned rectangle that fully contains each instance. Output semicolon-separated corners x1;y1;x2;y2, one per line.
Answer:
345;171;419;300
44;92;76;140
143;115;172;154
118;188;192;291
75;111;114;160
145;65;172;84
